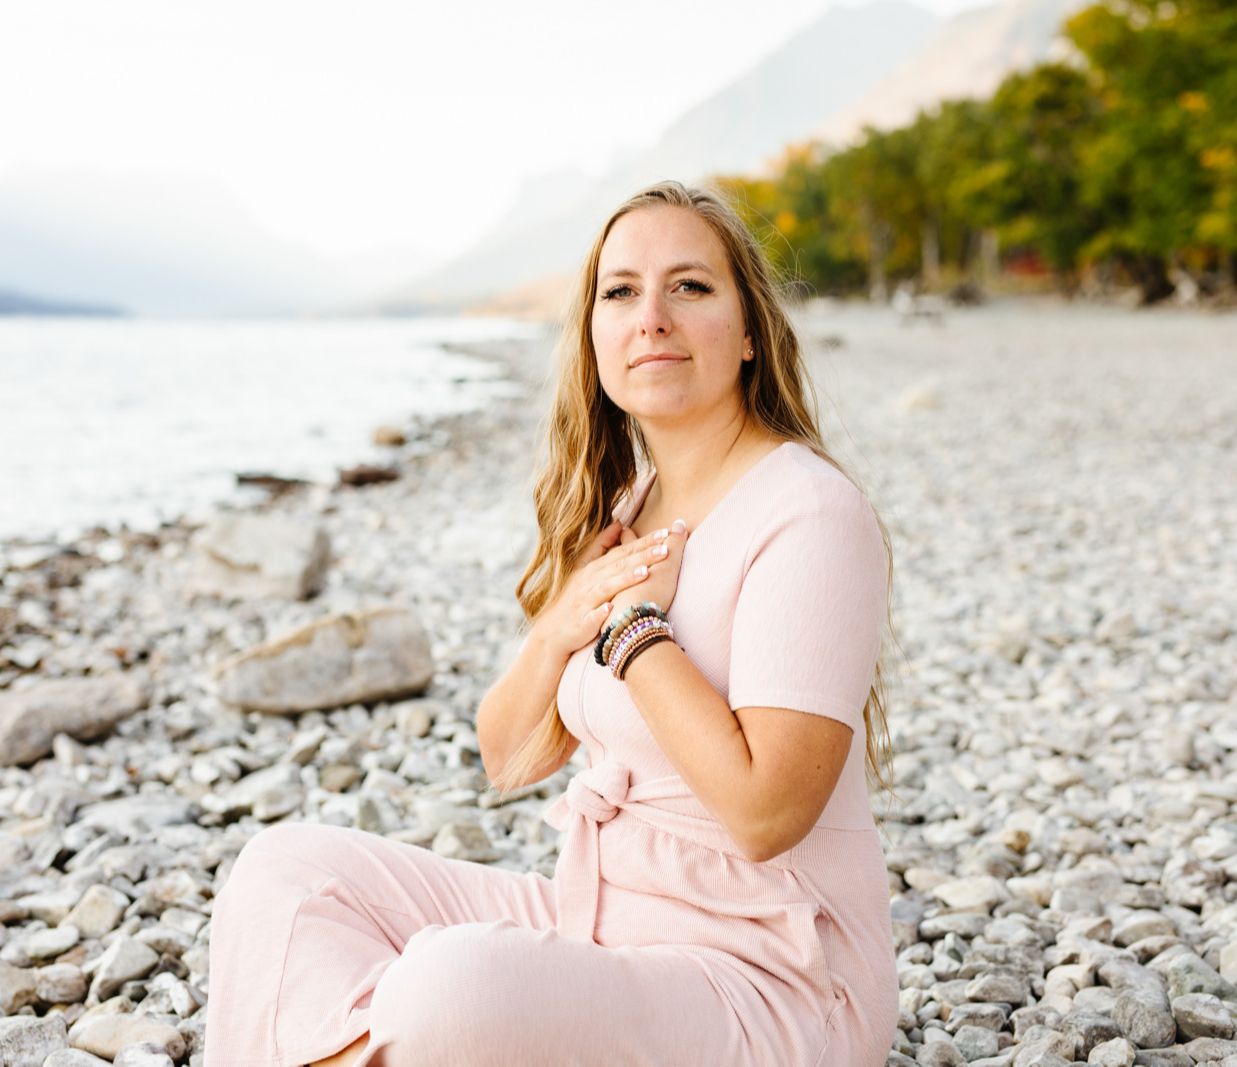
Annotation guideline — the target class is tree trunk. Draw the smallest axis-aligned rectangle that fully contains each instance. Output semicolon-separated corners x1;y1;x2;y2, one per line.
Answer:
921;218;941;291
979;229;1000;285
1132;255;1174;305
864;204;890;304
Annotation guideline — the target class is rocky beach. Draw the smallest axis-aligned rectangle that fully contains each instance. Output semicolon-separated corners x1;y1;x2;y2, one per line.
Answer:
0;300;1234;1066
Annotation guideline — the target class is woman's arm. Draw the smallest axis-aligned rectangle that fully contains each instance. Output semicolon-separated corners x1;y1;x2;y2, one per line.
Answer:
612;487;886;862
477;520;679;788
476;630;579;786
622;643;851;862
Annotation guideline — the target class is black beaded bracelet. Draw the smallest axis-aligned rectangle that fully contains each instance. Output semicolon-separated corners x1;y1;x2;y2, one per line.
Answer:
593;601;668;665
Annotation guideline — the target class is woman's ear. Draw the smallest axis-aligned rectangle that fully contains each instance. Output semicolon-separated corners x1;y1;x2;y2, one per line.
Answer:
742;333;754;361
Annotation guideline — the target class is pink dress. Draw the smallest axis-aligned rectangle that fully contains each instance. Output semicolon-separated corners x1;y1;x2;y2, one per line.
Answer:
203;440;898;1066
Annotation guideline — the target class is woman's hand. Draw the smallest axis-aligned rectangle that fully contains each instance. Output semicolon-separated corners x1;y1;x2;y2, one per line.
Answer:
601;519;688;635
529;519;681;663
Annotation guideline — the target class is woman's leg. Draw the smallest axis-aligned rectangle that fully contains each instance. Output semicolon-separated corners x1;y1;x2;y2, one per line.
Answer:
352;921;772;1067
203;820;557;1067
308;1032;368;1067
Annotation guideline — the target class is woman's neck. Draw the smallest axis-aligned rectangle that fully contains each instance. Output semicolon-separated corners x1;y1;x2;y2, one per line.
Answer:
634;417;783;532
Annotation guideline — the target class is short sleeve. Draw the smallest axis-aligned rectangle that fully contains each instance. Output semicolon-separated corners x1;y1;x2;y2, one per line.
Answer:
727;488;887;733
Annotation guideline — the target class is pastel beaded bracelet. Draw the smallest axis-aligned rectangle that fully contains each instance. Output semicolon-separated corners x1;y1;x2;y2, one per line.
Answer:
594;601;667;665
614;623;673;680
597;602;675;679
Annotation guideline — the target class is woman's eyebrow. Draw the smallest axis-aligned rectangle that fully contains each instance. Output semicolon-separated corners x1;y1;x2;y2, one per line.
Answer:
599;261;717;282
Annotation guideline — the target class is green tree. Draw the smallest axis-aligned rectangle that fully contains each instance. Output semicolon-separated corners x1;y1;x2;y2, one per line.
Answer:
986;62;1098;280
1066;0;1236;296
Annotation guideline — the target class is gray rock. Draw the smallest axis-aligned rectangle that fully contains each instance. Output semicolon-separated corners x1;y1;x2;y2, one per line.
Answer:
1087;1037;1135;1066
921;913;991;940
75;795;196;839
1100;957;1166;998
0;958;39;1013
1129;1050;1192;1066
431;820;498;862
35;962;89;1003
69;1015;186;1059
1170;992;1234;1039
1060;1011;1122;1058
43;1051;113;1067
113;1043;176;1067
1181;1035;1237;1061
86;937;160;1001
62;883;130;938
1166;952;1237;1001
203;763;304;819
947;1004;1010;1033
954;1023;1000;1060
1114;912;1176;947
0;671;152;766
214;607;434;713
188;511;330;600
932;876;1010;913
1073;986;1119;1015
1113;987;1176;1049
966;973;1030;1005
19;922;81;961
1011;1040;1071;1067
0;1014;70;1066
918;1039;968;1066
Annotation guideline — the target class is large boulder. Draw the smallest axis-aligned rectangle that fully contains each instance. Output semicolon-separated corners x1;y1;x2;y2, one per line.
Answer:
0;671;152;767
188;512;330;600
213;606;434;713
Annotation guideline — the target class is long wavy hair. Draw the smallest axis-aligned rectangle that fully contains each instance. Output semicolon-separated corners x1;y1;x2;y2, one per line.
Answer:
490;180;899;809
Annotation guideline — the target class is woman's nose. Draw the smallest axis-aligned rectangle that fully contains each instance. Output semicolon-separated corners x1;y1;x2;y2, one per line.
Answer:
638;291;671;336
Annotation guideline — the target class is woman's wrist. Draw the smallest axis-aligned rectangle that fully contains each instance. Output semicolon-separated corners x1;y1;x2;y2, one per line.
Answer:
525;622;570;669
600;603;674;678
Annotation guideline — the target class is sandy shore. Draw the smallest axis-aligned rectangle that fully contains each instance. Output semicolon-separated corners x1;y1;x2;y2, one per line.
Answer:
0;300;1234;1065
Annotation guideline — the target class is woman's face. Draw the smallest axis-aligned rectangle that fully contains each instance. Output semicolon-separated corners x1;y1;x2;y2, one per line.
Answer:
590;204;752;428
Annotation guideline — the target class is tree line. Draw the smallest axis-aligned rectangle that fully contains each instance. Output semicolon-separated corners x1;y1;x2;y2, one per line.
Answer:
717;0;1236;304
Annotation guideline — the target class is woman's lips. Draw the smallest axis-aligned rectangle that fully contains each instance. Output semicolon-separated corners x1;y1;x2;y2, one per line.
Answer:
630;353;688;368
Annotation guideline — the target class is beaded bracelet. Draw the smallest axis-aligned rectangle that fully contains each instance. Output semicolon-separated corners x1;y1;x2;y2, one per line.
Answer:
612;625;666;678
608;616;664;667
600;602;665;662
594;601;667;665
617;631;674;680
608;616;674;679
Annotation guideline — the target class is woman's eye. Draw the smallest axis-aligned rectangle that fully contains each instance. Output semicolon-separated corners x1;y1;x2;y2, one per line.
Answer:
598;280;713;301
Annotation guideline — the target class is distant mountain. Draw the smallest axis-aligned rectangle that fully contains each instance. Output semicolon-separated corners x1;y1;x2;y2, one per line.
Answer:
392;0;941;311
0;171;434;318
814;0;1088;145
0;287;126;317
397;0;1092;316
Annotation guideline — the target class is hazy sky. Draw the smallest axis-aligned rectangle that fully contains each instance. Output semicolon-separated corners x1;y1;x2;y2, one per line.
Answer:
3;0;991;267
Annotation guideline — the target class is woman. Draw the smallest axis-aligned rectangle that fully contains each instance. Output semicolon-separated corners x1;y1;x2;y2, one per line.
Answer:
203;180;900;1066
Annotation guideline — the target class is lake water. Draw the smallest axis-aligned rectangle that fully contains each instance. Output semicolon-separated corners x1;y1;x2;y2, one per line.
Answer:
0;315;544;544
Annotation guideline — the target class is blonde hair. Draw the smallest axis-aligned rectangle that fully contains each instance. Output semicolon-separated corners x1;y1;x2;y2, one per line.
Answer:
491;180;899;808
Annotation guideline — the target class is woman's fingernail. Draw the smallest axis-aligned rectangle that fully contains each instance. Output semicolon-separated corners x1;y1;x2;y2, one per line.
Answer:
633;564;648;578
653;527;669;540
671;519;687;534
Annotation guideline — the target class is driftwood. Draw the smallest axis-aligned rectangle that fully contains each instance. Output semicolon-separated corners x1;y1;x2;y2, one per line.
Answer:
337;464;401;488
235;471;311;494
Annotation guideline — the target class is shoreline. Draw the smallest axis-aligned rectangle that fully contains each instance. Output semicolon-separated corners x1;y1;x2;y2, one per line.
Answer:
1;307;1234;1064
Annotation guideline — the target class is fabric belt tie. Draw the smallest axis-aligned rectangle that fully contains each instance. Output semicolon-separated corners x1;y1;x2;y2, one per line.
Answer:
543;757;718;943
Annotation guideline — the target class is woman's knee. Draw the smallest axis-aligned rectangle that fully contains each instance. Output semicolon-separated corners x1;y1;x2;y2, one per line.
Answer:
367;922;551;1062
217;821;345;902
